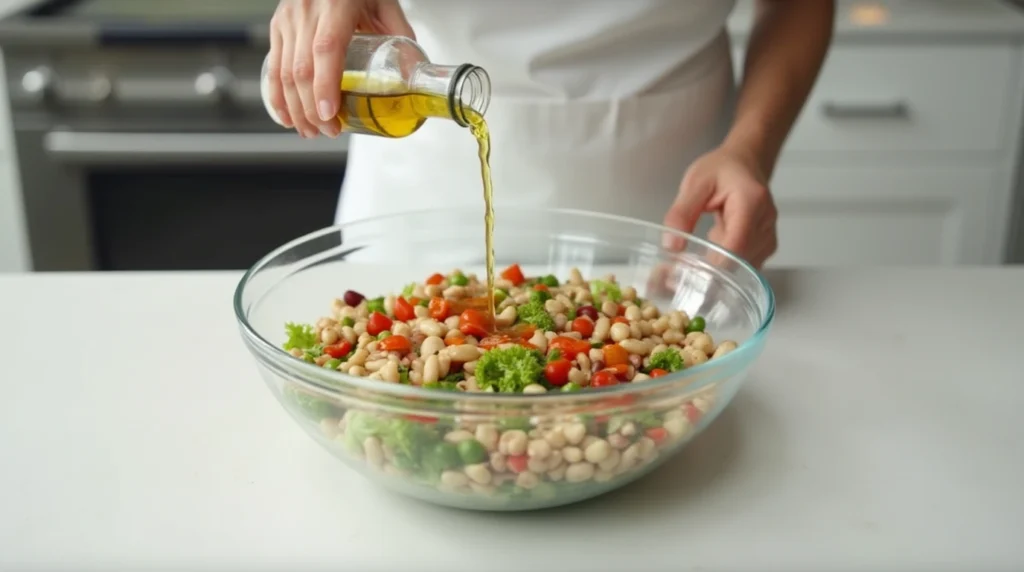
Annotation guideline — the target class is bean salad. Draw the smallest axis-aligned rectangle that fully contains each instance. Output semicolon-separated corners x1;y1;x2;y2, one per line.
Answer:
278;264;738;505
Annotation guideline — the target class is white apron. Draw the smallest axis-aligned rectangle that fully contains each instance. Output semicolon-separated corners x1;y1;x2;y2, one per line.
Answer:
336;0;737;263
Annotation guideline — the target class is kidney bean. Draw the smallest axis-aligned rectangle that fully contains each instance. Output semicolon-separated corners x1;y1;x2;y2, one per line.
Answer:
590;360;605;374
629;354;643;369
576;305;599;321
344;290;365;307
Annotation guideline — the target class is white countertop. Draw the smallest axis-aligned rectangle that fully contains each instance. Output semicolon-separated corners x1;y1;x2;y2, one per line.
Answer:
728;0;1024;41
1;269;1023;571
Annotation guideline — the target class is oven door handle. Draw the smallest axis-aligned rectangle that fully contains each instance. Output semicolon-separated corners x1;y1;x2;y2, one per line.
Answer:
43;131;349;166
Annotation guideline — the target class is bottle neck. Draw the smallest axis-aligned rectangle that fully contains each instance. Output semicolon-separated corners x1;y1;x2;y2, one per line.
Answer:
410;63;491;127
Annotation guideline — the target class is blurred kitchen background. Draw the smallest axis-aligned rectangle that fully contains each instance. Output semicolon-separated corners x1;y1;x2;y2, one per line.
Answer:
1;0;1024;273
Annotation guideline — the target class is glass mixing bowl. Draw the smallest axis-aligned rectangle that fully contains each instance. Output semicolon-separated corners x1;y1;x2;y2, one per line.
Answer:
234;207;774;511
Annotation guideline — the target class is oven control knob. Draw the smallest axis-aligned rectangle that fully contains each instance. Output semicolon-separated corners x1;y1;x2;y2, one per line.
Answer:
21;66;56;99
195;66;235;101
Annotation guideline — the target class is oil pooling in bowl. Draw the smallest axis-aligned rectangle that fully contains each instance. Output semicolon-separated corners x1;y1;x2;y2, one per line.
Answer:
260;34;497;320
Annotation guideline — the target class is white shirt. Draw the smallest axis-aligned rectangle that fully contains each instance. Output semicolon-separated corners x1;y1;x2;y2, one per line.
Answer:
337;0;738;226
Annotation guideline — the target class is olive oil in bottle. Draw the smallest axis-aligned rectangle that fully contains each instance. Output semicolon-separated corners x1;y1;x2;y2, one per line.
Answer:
260;34;497;319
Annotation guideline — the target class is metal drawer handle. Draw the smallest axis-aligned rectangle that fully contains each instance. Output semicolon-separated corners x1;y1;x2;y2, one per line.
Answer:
44;131;349;166
821;100;909;119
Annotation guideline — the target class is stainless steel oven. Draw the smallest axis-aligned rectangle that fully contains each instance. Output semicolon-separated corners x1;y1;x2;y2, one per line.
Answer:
1;0;350;271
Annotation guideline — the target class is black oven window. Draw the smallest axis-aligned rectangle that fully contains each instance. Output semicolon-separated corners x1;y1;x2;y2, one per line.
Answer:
87;166;343;271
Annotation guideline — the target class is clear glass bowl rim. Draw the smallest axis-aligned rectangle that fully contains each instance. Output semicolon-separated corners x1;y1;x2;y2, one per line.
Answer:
233;206;775;405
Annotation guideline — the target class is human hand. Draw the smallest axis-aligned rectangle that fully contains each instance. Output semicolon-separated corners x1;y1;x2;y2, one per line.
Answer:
663;144;778;269
267;0;415;139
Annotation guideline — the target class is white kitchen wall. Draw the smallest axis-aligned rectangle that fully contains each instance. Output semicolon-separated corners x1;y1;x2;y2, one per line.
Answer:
0;0;31;272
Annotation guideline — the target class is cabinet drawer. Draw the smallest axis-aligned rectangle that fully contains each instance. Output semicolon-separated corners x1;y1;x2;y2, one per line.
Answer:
732;45;1019;153
766;165;1005;266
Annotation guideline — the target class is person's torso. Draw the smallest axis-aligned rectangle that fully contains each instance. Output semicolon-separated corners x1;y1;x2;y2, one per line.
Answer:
338;0;738;227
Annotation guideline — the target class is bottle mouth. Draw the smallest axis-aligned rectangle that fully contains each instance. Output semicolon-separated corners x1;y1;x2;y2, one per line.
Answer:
449;64;491;128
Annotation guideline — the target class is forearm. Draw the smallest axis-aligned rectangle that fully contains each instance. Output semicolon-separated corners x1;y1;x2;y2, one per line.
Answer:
723;0;835;178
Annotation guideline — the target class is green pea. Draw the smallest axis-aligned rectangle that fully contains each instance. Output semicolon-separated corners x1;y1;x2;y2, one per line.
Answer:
590;341;604;349
366;297;385;313
561;382;582;392
457;439;488;464
341;317;355;328
449;273;469;286
685;316;706;333
494;289;509;304
418;298;429;307
377;331;391;340
430;442;462;471
540;274;559;288
323;358;342;370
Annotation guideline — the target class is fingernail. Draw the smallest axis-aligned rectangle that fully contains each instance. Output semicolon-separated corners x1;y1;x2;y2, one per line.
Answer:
317;100;334;121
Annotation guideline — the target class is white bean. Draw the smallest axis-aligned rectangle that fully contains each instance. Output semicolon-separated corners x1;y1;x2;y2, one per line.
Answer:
444;430;474;443
565;462;595;483
495;306;517;327
601;300;618;317
664;417;690;439
464;463;492;485
528;330;548;353
380;361;400;383
568;367;586;385
443;285;467;299
624;305;642;321
527;458;548;474
391;322;411;338
544;299;565;314
592;317;611;342
490;452;507;472
527;439;552;460
545;427;567;449
437;354;452;378
448;344;481;362
598;449;621;472
419;319;443;338
517;471;541;490
619;338;651;356
651;316;669;335
562;446;583;463
523;384;547;394
584;439;611;464
475;424;499;452
563;422;586;445
667;311;685;331
365;358;388;372
686;332;714;355
320;327;340;345
420;336;445;358
713;340;738;359
609;322;631;342
499;430;528;456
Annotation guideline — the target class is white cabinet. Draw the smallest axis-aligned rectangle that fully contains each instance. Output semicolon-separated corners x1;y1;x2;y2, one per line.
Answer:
728;0;1024;267
770;165;997;266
